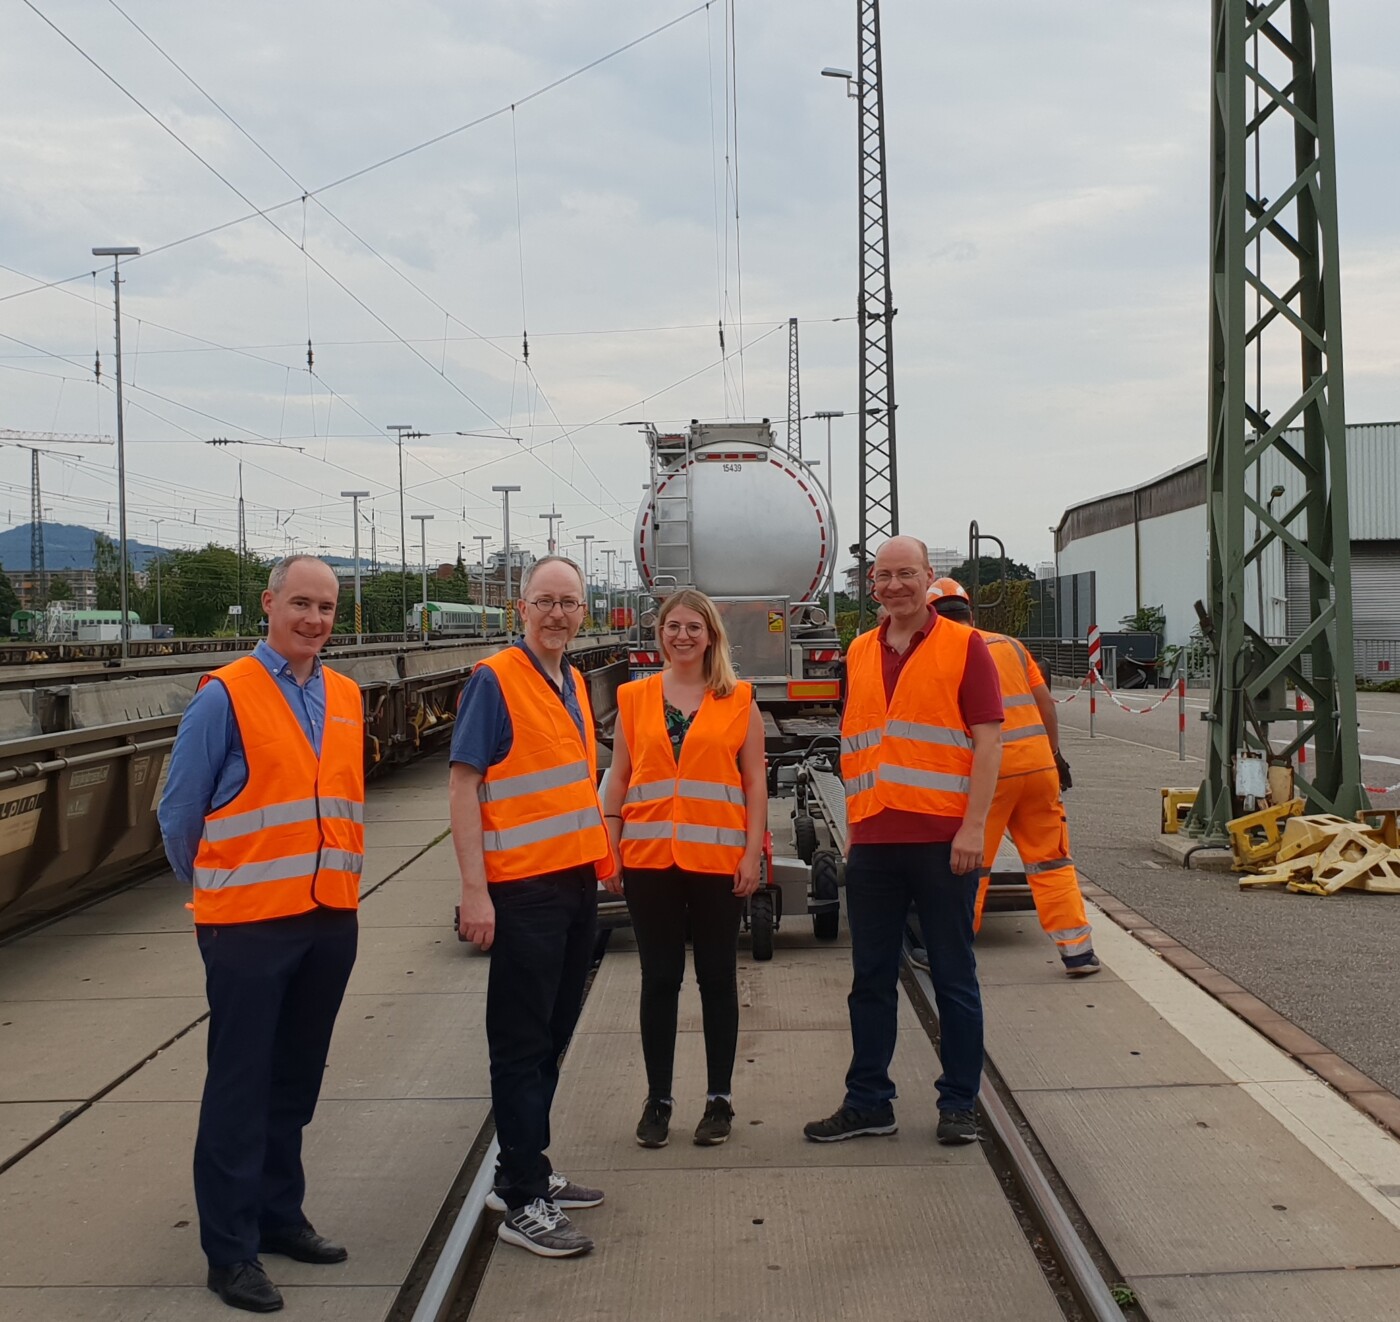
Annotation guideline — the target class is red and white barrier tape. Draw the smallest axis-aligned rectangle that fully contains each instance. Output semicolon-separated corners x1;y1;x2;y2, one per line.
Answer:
1366;781;1400;796
1054;668;1179;714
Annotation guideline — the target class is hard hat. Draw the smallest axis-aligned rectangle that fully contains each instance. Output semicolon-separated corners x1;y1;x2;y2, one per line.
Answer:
927;577;970;603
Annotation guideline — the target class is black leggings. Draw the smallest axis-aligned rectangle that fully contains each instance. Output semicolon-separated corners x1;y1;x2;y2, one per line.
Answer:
623;866;743;1099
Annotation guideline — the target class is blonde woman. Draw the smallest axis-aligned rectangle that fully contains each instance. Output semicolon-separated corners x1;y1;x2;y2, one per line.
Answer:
601;589;767;1148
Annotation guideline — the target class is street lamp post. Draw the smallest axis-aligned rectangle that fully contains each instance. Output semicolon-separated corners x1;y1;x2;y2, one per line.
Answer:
473;534;491;634
576;534;595;632
92;245;140;660
540;509;562;555
492;486;521;632
342;491;370;641
411;513;433;642
814;410;844;622
602;548;616;630
388;424;424;628
150;517;164;627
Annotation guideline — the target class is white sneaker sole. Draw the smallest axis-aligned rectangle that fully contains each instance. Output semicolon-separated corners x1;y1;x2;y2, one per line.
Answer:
805;1122;898;1143
496;1223;593;1257
486;1190;603;1212
636;1134;669;1149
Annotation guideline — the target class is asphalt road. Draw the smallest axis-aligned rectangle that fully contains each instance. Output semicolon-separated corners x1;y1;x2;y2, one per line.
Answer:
1049;680;1400;1095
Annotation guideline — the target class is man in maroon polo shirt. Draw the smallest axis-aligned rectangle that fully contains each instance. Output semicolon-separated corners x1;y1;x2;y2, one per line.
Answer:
805;536;1002;1146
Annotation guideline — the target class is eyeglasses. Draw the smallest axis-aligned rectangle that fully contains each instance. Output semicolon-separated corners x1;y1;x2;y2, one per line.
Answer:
661;621;706;638
525;596;584;614
872;568;927;586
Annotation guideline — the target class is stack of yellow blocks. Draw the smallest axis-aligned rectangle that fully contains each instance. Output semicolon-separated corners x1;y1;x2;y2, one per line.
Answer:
1233;806;1400;896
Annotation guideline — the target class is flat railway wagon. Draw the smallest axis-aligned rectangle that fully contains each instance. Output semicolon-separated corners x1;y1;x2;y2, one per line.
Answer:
0;637;625;937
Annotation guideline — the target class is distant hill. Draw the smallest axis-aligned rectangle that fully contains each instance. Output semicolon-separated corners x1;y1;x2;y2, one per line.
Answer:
0;522;356;572
0;522;160;572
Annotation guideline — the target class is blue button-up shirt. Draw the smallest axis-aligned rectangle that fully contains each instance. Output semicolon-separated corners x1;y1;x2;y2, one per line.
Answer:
157;641;327;884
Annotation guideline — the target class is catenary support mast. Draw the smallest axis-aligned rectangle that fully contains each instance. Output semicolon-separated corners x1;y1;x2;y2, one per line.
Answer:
1186;0;1365;841
855;0;898;626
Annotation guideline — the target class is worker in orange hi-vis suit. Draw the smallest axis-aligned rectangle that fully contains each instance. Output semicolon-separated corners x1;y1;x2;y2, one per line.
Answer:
927;579;1099;977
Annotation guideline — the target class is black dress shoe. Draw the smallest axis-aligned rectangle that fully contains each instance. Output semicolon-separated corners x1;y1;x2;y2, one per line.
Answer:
207;1260;284;1313
259;1222;349;1264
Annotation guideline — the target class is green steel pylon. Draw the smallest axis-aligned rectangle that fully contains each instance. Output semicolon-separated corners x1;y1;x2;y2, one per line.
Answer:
1186;0;1366;843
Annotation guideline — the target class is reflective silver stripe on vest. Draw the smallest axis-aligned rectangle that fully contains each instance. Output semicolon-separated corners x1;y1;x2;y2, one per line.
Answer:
202;798;317;843
678;779;745;805
840;728;881;755
622;820;746;848
878;764;972;795
482;807;604;853
1050;925;1092;948
479;760;591;803
1002;724;1049;743
625;780;673;805
1002;694;1037;708
676;823;747;847
319;797;364;824
194;846;363;891
884;719;972;750
845;770;877;796
1024;856;1074;875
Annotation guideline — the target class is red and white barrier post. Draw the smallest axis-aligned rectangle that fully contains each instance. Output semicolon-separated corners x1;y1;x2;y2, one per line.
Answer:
1178;669;1187;761
1296;691;1308;768
1087;625;1101;739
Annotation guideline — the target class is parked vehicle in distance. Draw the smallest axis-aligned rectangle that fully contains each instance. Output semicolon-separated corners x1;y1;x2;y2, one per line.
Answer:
406;601;505;637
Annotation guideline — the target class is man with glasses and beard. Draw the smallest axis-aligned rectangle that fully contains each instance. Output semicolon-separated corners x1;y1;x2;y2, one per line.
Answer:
450;556;615;1258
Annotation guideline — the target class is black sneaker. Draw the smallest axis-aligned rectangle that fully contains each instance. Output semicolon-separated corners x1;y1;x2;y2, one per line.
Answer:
936;1108;979;1145
636;1097;672;1148
1064;952;1102;977
496;1199;593;1258
803;1103;897;1142
694;1097;734;1146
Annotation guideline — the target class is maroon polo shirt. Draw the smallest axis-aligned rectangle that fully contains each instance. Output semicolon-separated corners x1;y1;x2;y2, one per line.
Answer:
847;610;1003;846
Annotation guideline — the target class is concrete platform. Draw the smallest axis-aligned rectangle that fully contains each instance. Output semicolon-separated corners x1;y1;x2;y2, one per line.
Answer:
0;757;487;1321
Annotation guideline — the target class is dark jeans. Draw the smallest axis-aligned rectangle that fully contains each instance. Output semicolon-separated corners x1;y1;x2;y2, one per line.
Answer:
843;843;983;1113
194;907;358;1267
486;866;598;1209
624;866;742;1099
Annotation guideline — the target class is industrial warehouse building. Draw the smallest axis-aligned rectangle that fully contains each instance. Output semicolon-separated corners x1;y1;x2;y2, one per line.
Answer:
1053;421;1400;678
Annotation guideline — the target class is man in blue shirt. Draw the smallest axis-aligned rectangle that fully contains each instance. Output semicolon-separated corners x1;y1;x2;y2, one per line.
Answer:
160;555;359;1314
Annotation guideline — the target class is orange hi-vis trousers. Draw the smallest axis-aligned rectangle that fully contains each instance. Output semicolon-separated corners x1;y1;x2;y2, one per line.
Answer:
975;767;1093;961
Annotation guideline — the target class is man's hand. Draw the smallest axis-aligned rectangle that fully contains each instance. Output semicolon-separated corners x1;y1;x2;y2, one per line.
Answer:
1054;749;1073;793
457;889;496;950
950;821;984;877
599;868;624;896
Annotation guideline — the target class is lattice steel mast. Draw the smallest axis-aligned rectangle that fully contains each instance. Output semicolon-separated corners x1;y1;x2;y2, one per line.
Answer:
30;450;44;608
1186;0;1365;841
855;0;898;625
786;317;802;459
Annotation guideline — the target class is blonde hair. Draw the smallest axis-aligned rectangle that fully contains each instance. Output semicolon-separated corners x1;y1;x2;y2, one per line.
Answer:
656;589;739;698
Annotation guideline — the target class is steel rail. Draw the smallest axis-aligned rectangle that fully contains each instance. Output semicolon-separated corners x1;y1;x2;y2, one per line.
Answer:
408;1137;501;1322
903;948;1128;1322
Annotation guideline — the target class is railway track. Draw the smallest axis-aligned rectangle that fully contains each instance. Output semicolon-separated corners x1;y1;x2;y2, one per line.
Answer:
389;930;1145;1322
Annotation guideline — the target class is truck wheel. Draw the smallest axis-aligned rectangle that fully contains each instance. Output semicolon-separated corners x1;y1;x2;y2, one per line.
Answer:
793;813;818;864
749;891;775;961
810;849;841;940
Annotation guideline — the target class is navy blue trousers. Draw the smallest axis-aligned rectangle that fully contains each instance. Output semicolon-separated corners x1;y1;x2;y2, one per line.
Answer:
486;866;598;1210
843;843;984;1113
194;908;358;1267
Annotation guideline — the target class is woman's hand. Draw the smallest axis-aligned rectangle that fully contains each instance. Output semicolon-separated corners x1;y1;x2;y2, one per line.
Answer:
733;851;763;897
599;868;624;896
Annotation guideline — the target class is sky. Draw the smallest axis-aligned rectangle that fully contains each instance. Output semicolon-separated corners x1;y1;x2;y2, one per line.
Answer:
2;0;1398;582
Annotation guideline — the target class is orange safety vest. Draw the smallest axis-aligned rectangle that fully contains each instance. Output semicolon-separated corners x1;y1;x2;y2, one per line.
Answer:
192;656;365;924
981;632;1054;777
617;674;752;873
477;646;612;884
841;619;976;823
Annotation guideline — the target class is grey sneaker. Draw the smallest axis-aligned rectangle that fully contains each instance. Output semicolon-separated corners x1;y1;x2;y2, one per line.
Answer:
486;1172;603;1213
693;1097;734;1146
496;1199;593;1258
803;1103;898;1142
1064;952;1102;977
636;1097;672;1148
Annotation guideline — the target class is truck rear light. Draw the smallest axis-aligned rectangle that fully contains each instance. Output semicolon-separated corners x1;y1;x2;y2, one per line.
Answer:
787;680;840;701
807;648;842;663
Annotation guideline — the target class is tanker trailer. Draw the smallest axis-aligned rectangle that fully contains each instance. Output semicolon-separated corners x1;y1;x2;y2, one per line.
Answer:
629;420;843;721
625;420;845;956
